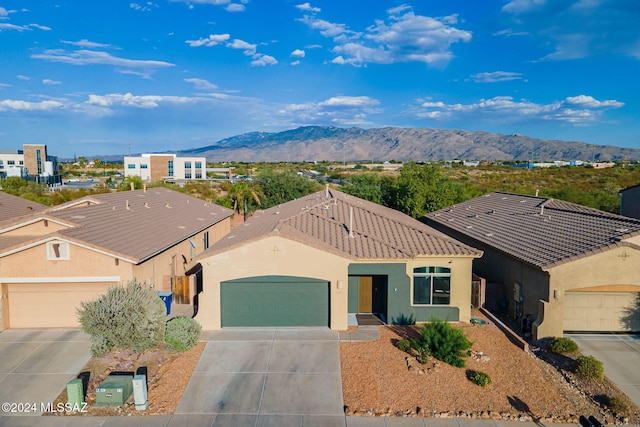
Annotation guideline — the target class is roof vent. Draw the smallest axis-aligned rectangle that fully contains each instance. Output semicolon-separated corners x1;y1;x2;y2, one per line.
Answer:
126;200;130;210
325;183;329;198
144;203;150;208
165;203;172;208
348;206;354;238
616;228;629;233
485;232;494;237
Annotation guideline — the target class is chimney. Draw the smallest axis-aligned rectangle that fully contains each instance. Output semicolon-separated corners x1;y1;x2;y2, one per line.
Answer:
130;182;135;191
348;206;354;238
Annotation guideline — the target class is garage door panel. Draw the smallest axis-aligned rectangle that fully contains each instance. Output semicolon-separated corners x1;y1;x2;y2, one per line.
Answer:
564;292;638;332
221;278;329;327
8;282;115;328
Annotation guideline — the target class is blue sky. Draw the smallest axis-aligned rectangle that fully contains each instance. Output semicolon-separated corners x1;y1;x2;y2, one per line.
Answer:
1;0;639;158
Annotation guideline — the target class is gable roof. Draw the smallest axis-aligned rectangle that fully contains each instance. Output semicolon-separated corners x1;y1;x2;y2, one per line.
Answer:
0;191;47;222
201;188;481;261
425;192;640;270
0;188;234;263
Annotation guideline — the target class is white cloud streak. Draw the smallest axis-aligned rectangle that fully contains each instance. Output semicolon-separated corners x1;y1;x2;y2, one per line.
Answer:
31;50;175;70
185;33;230;47
472;71;523;83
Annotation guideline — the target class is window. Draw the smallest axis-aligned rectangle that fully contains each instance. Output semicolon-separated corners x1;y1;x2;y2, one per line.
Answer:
413;266;451;305
47;241;70;260
0;160;3;168
203;231;209;250
140;163;148;169
195;162;202;169
127;163;136;169
184;161;192;169
168;160;174;177
36;149;42;173
185;172;192;179
195;172;202;179
8;160;15;165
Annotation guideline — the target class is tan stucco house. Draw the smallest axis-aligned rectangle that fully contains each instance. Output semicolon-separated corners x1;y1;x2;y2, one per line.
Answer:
0;188;233;329
188;188;482;331
426;192;640;339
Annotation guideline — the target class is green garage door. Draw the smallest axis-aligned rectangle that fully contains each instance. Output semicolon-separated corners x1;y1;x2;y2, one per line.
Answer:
221;276;329;327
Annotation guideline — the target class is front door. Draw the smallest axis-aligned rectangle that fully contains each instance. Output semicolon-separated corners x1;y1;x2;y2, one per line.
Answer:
359;276;373;312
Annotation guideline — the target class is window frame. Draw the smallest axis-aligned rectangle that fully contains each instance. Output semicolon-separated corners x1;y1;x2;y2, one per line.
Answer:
412;266;451;306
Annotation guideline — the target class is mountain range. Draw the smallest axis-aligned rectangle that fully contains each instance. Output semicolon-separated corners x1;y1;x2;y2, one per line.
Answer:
177;126;639;162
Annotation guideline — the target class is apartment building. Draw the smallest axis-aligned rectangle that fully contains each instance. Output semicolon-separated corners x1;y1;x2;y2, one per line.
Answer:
124;154;207;183
0;144;61;184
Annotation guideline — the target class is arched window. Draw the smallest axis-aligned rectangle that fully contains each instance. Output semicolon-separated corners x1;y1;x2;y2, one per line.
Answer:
413;266;451;305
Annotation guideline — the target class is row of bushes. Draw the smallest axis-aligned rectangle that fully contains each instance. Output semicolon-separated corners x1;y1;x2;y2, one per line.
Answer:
78;281;201;356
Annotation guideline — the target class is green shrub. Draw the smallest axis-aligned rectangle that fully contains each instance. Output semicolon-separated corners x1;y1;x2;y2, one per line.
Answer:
607;395;628;415
549;337;578;354
410;339;431;364
396;339;411;353
165;316;202;352
417;319;472;368
573;355;604;380
77;280;166;356
469;371;492;387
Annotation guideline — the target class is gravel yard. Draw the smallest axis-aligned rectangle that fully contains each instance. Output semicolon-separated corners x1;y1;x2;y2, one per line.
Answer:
340;313;640;424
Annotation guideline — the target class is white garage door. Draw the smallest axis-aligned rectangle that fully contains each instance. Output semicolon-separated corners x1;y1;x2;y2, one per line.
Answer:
563;292;639;332
7;282;116;328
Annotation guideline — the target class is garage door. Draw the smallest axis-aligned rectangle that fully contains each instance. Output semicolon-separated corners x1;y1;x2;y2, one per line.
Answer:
7;282;115;328
563;292;639;332
221;276;329;327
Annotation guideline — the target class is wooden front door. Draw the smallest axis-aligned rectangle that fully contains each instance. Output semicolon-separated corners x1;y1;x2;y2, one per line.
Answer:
359;276;373;313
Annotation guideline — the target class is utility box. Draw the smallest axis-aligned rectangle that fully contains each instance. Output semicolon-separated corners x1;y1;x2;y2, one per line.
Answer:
66;378;84;405
95;375;133;406
132;374;148;410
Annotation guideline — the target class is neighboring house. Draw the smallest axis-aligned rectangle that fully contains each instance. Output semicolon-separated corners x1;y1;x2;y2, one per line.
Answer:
426;192;640;339
0;192;47;222
0;188;233;330
124;154;207;183
188;188;482;331
0;144;61;185
620;183;640;219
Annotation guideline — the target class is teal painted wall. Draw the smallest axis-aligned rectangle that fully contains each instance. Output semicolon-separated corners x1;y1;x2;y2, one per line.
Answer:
348;263;459;323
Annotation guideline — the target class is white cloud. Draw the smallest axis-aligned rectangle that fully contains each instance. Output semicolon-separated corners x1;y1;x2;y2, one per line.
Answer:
291;49;305;58
31;50;175;71
0;22;48;31
295;3;321;13
414;94;624;125
17;75;30;80
472;71;523;83
278;95;381;127
86;93;196;109
290;60;301;66
319;96;379;107
184;78;218;91
130;3;158;12
42;79;62;85
251;54;277;67
299;6;471;67
0;99;63;112
225;3;245;12
185;33;230;47
0;7;11;17
227;39;257;56
61;39;111;48
502;0;547;14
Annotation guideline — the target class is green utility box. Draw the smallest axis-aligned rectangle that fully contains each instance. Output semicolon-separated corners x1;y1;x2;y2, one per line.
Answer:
95;375;133;406
66;378;84;405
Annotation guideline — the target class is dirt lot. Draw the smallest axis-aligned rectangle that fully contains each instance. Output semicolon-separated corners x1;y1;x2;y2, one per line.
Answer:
341;315;640;424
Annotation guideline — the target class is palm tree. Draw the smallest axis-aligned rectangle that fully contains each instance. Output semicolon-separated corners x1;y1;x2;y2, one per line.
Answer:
229;181;263;220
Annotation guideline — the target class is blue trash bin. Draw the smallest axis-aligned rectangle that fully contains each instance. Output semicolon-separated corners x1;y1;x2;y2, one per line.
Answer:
157;291;173;315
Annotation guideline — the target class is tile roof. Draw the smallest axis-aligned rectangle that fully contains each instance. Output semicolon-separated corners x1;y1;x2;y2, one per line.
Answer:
0;191;47;222
425;192;640;270
0;188;233;262
202;188;482;260
45;188;234;262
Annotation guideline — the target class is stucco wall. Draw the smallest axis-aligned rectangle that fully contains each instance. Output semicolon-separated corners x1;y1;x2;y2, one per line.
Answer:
196;236;351;330
536;245;640;338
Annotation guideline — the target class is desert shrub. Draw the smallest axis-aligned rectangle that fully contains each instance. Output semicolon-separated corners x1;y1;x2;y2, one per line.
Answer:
165;316;202;352
416;319;472;368
549;337;578;354
469;370;492;387
573;355;604;380
396;339;411;353
607;395;628;415
410;339;431;364
77;280;166;356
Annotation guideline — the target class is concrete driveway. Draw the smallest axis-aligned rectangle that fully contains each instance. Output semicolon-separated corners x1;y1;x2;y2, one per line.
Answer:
175;327;345;427
567;333;640;408
0;329;91;416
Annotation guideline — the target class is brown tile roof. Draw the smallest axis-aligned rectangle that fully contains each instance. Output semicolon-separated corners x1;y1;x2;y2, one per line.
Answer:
202;188;481;260
425;192;640;270
0;191;47;222
44;188;234;262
